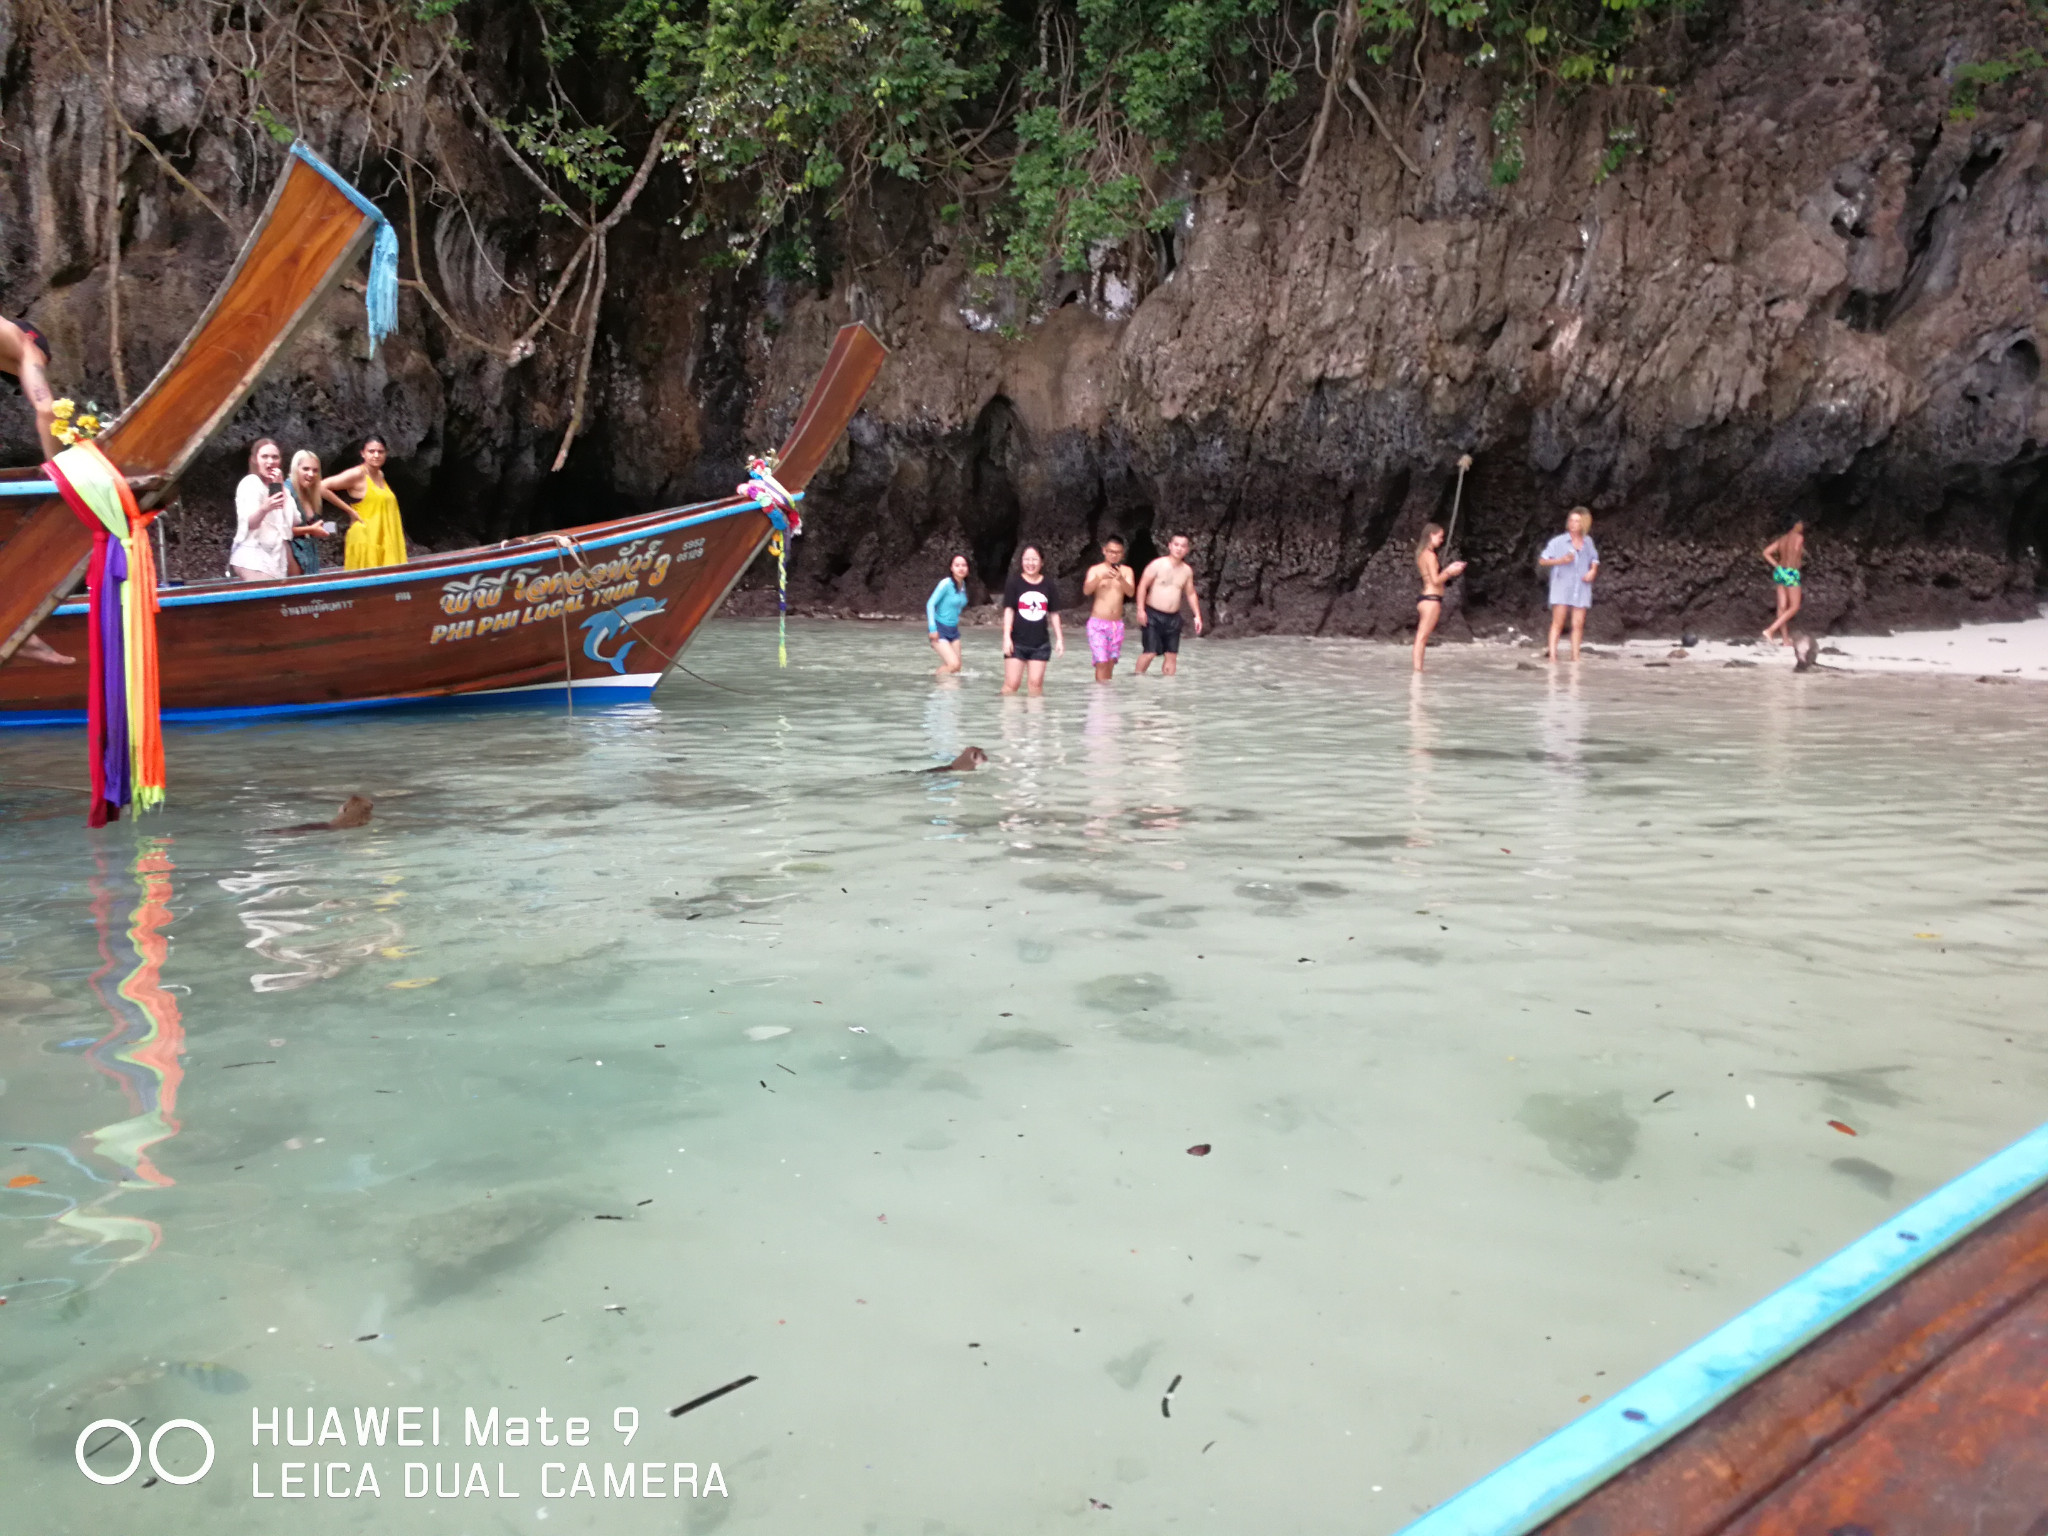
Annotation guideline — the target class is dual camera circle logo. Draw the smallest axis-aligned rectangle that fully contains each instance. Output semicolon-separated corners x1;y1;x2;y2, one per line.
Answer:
75;1418;215;1485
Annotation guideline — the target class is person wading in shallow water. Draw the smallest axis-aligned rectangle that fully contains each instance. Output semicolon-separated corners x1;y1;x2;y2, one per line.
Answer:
926;553;970;674
1761;520;1806;646
1;319;75;664
1082;534;1136;682
1136;533;1204;675
1412;523;1466;673
1001;545;1063;696
1538;507;1599;662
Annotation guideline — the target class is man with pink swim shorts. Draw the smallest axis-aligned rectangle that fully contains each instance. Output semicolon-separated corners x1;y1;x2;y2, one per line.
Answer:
1082;535;1136;682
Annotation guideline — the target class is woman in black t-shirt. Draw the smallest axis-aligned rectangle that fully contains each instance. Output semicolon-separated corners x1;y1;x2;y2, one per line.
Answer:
1001;545;1064;696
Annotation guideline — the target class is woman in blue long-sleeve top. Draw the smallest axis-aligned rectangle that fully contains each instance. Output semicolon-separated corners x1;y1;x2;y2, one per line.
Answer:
927;554;971;674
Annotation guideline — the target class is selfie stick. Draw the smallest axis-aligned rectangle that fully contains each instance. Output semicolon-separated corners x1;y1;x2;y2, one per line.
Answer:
1444;453;1473;552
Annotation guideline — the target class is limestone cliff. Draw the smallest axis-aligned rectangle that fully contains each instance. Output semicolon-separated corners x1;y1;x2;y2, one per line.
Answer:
2;0;2042;638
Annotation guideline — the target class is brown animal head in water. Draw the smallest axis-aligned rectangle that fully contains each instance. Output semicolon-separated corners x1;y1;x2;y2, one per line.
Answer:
925;747;987;773
264;795;375;835
329;795;374;828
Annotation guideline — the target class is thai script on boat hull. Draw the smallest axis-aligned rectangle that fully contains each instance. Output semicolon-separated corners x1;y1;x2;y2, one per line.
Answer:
435;536;703;618
429;537;701;647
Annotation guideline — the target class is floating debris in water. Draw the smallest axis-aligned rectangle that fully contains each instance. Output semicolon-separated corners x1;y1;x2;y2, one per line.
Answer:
745;1025;790;1041
1088;1497;1113;1510
594;1214;625;1221
355;1333;380;1342
221;1060;275;1070
848;1026;868;1034
1827;1120;1858;1136
1161;1373;1183;1418
1186;1144;1211;1157
166;1361;250;1393
388;978;438;989
7;1174;41;1188
1621;1408;1647;1423
1652;1091;1674;1103
668;1374;757;1418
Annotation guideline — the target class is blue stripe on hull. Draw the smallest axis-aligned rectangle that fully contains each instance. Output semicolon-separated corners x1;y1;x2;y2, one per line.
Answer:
0;680;658;730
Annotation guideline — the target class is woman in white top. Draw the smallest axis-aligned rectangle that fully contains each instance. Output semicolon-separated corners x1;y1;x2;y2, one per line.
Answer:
230;438;291;581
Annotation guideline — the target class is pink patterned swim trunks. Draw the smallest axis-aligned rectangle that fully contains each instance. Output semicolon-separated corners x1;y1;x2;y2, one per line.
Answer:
1086;617;1124;664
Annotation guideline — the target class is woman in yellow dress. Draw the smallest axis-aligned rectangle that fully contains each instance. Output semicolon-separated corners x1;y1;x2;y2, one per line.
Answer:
321;435;408;569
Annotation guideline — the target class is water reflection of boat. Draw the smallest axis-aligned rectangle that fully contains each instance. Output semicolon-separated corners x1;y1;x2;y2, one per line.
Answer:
1397;1122;2048;1535
10;842;191;1299
0;324;886;723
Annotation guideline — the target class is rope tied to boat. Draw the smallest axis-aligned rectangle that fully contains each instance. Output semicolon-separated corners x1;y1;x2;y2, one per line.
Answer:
739;456;798;668
543;533;756;696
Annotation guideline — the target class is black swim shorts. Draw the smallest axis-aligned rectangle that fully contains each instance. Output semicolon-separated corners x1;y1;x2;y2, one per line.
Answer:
1010;642;1052;664
1141;610;1183;655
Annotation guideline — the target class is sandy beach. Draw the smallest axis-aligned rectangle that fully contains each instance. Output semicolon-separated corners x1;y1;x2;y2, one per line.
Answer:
1608;604;2048;681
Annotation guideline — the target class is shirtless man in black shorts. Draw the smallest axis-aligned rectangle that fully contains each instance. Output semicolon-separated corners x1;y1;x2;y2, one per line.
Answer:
1135;533;1204;676
1;318;75;665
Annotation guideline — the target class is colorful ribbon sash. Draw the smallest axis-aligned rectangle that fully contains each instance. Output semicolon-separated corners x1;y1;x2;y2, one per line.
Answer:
46;442;165;825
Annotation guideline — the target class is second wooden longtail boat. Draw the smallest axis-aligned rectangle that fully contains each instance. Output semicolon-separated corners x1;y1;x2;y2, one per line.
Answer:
1395;1121;2048;1535
0;324;886;723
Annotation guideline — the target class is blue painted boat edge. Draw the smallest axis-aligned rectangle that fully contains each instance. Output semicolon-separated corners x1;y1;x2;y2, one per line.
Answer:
1393;1120;2048;1536
0;676;659;729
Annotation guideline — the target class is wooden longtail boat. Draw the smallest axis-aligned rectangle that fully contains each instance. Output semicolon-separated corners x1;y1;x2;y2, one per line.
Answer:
0;324;886;723
0;145;388;666
1397;1122;2048;1536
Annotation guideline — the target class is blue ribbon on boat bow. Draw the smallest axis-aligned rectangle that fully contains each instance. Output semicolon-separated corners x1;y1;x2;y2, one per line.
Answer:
288;141;399;357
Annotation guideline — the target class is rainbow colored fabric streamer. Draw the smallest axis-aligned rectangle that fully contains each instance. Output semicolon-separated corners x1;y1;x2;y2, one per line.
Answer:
46;443;166;826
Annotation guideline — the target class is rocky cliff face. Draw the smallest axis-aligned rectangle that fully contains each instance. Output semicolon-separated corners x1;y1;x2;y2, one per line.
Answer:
3;0;2043;638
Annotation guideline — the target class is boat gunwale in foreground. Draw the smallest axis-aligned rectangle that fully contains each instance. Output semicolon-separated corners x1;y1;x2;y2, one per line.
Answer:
1396;1119;2048;1536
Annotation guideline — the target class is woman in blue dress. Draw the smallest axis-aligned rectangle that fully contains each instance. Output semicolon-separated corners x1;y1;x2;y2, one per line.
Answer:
926;554;971;674
1538;507;1600;662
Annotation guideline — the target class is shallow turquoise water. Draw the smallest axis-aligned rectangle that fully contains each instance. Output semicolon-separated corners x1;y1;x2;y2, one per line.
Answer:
2;620;2046;1533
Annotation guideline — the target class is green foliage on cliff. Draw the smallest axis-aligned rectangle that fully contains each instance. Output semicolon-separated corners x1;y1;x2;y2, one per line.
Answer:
475;0;1683;276
230;0;1680;284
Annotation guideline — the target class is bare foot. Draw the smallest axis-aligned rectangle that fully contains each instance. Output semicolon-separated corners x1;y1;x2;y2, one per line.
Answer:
21;635;74;665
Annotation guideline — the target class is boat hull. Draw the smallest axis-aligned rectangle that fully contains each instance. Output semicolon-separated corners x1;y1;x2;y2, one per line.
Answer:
0;497;773;725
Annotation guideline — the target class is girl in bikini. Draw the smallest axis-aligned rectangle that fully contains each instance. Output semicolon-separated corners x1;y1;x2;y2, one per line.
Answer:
1412;522;1467;673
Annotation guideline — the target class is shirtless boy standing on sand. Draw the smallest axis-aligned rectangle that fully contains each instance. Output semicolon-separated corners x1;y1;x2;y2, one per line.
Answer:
1761;520;1806;645
1;317;74;666
1082;535;1135;682
1136;534;1204;676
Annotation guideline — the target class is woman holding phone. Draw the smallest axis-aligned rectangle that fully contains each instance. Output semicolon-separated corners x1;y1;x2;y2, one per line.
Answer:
229;438;292;581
